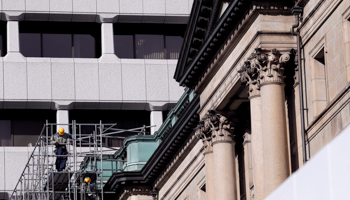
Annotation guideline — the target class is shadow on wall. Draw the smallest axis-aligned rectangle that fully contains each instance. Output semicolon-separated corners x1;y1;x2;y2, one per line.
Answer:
0;192;9;200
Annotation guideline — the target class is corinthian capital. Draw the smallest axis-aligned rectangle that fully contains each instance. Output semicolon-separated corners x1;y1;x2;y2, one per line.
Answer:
238;48;264;98
259;49;291;86
240;48;294;89
207;110;234;144
195;114;213;153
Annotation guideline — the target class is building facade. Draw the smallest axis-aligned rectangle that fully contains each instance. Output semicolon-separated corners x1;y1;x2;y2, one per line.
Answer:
0;0;193;198
104;0;350;199
3;0;350;199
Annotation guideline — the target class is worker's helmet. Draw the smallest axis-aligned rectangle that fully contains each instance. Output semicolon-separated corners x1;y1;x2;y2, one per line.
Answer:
84;177;91;183
58;128;65;136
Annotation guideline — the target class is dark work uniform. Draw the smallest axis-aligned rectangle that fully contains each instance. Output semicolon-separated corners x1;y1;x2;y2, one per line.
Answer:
50;132;72;171
82;182;96;200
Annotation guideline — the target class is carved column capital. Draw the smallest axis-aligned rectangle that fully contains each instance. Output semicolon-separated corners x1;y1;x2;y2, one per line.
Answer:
243;132;251;146
258;48;291;86
196;111;234;147
207;110;234;144
238;48;262;99
195;115;213;154
239;48;295;90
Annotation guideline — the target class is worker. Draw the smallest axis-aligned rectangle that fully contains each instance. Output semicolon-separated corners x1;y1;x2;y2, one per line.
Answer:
50;128;72;172
82;177;96;200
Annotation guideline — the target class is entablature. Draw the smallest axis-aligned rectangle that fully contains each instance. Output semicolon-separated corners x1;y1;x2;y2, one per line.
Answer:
174;0;295;91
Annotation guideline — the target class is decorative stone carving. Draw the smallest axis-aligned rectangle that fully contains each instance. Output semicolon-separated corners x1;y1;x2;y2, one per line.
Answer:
239;48;294;91
238;49;262;99
207;110;234;144
196;110;234;147
195;114;213;153
243;132;251;146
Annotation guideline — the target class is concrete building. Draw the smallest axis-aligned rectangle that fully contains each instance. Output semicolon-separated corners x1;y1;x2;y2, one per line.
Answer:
3;0;350;199
102;0;350;199
0;0;193;198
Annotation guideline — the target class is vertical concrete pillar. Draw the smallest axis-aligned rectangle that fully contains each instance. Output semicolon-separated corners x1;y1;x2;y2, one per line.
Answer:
101;23;115;55
212;140;236;200
204;142;214;200
150;110;163;135
195;115;215;200
239;55;264;200
250;96;264;200
7;21;20;53
243;132;253;200
56;110;69;133
209;111;236;200
239;48;292;197
260;83;290;195
259;49;291;196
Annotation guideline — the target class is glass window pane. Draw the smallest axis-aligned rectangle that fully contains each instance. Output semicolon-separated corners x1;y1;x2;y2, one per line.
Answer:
20;33;42;57
0;120;11;146
114;35;134;58
43;33;72;58
12;120;46;146
74;34;96;58
165;36;183;59
0;21;6;57
135;34;165;59
0;34;2;57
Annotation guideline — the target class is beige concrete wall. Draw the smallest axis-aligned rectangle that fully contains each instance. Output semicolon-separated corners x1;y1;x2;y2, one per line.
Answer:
301;0;350;158
127;195;153;200
198;14;296;117
158;141;205;200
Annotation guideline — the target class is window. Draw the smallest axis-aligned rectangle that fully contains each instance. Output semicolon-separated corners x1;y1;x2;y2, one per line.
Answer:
114;23;186;59
0;110;56;146
19;21;101;58
0;21;7;57
311;47;328;118
69;110;150;147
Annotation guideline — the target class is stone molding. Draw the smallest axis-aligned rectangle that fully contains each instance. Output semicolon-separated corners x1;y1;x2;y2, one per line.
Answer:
196;110;234;145
243;132;251;146
239;48;294;95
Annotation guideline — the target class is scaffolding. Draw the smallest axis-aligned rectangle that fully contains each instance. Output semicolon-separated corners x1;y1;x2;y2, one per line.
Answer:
9;121;152;200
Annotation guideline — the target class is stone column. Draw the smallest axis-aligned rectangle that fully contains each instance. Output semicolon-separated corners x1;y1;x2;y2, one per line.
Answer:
239;56;264;200
240;48;292;197
249;95;265;200
258;49;291;196
243;132;253;200
195;118;214;200
209;111;236;200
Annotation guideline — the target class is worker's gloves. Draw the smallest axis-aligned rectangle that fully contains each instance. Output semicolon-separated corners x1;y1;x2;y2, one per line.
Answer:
55;142;59;148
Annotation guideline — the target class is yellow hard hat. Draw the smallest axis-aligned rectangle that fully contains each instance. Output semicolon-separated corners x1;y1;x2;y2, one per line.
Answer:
84;177;91;183
58;128;65;136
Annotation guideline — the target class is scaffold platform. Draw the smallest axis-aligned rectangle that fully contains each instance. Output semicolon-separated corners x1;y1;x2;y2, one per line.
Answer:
9;121;151;200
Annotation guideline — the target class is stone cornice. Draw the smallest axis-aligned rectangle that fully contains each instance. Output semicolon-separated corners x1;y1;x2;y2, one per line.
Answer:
118;187;152;200
182;1;294;92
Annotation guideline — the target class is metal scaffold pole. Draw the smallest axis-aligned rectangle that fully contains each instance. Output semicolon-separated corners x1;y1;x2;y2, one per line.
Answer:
9;120;153;200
